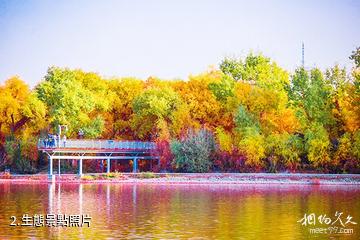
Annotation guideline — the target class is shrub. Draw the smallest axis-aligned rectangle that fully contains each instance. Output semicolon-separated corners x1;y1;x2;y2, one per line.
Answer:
352;131;360;160
4;139;36;174
335;131;360;173
103;171;123;179
215;127;232;152
137;172;159;179
239;130;265;169
171;129;216;173
214;149;246;172
285;134;304;169
265;133;303;172
305;123;331;168
334;133;352;169
81;175;95;181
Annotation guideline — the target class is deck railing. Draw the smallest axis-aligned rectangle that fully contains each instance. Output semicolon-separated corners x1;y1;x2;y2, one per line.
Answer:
38;139;156;150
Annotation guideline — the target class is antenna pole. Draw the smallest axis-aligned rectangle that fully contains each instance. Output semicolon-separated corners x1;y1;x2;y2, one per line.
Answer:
302;42;305;68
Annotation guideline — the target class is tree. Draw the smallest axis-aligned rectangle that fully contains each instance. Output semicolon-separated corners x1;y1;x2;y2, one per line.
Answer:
220;54;296;135
36;67;108;138
350;47;360;68
233;105;265;168
289;67;334;129
0;77;46;172
0;77;46;137
307;69;334;126
172;71;227;130
288;67;309;104
220;53;289;90
219;57;244;81
305;123;331;168
238;129;265;169
105;78;144;139
208;75;235;102
325;65;359;135
1;47;358;174
132;87;181;140
350;47;360;106
234;105;259;134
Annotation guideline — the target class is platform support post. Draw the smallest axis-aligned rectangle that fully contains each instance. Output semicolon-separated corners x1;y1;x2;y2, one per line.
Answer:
48;156;55;182
107;158;110;174
78;158;83;177
133;158;138;173
58;159;61;176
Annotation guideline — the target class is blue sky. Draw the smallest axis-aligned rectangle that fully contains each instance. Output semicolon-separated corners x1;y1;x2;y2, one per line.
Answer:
0;0;359;87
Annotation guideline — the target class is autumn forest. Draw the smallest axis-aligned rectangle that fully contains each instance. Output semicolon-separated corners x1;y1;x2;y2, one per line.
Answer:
1;48;359;174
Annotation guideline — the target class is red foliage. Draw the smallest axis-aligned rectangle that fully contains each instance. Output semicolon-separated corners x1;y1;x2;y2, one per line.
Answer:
214;149;247;172
153;139;174;172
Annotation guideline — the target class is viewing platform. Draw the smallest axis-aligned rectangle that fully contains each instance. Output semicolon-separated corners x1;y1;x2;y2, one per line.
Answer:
38;139;156;151
38;139;159;181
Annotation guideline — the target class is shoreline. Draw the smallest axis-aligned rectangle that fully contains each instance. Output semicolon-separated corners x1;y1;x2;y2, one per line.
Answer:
1;173;360;185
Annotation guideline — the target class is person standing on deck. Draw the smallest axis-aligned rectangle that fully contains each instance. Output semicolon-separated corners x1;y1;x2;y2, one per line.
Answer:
57;134;60;148
49;135;54;147
78;129;84;139
63;135;67;148
44;138;48;148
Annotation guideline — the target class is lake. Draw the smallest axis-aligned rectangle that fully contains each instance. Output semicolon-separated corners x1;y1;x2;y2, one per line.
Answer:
0;183;359;239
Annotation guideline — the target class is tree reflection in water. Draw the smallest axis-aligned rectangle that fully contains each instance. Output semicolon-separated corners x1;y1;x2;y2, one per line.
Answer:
0;183;359;239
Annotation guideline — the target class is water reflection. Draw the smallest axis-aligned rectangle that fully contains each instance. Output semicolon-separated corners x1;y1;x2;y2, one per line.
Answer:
79;184;83;216
132;184;137;206
0;183;359;239
57;183;61;214
106;184;110;219
48;183;55;214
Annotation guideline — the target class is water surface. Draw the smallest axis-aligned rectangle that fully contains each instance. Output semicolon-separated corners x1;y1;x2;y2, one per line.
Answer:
0;183;359;239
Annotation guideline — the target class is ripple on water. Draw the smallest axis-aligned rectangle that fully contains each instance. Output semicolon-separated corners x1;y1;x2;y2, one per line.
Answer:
0;183;359;239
